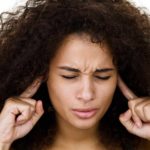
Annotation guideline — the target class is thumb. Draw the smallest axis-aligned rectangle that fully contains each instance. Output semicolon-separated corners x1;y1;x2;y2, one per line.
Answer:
31;100;44;125
119;109;135;132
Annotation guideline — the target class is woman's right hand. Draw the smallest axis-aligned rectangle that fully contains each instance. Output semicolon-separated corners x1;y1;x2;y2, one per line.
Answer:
0;77;44;149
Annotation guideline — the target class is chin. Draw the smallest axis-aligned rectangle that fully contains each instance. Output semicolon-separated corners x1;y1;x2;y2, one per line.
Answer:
70;118;99;130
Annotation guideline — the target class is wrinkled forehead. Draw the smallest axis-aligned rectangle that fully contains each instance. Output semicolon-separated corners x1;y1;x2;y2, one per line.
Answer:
50;33;115;74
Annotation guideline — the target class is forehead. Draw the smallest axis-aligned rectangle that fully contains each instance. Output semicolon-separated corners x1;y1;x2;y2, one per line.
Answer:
50;34;114;73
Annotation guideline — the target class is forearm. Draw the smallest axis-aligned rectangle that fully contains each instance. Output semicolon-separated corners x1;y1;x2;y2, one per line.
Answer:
0;143;11;150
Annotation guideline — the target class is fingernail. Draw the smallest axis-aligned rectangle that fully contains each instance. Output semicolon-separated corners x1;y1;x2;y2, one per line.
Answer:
33;79;41;87
120;110;131;121
37;99;42;102
136;122;142;128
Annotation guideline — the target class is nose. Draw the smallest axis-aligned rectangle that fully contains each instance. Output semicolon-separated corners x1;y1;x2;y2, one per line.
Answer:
76;78;95;102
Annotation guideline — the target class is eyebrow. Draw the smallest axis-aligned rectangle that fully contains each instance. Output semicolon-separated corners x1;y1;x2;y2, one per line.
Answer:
58;66;114;73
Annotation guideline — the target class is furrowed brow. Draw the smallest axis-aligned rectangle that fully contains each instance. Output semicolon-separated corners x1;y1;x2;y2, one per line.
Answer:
58;66;80;72
58;66;114;73
95;68;114;73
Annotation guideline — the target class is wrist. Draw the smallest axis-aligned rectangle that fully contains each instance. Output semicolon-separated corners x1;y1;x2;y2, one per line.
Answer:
0;143;11;150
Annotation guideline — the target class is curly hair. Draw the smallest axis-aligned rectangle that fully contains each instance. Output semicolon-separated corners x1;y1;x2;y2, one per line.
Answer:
0;0;150;149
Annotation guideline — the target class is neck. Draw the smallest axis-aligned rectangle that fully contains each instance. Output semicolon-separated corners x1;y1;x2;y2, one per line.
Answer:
58;120;98;142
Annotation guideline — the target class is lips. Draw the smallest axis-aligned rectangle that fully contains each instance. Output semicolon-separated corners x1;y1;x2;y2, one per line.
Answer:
71;108;98;119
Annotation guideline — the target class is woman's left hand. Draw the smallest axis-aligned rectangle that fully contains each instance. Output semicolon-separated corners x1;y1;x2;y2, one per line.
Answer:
118;76;150;141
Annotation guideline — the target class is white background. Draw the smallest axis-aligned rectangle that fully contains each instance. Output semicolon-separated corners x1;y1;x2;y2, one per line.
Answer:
0;0;149;13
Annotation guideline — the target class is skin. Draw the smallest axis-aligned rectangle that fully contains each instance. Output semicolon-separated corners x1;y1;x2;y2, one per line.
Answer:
47;34;117;131
118;77;150;141
46;34;117;149
0;33;149;150
0;77;44;149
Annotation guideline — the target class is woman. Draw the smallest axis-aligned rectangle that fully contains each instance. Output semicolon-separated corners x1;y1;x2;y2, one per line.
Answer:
0;0;150;149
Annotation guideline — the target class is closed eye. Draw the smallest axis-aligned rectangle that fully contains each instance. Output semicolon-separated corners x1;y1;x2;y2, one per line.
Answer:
61;75;111;80
61;75;77;79
95;76;111;80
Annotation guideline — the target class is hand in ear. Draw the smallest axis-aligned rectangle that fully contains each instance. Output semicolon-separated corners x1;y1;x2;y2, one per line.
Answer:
118;76;150;141
0;77;44;148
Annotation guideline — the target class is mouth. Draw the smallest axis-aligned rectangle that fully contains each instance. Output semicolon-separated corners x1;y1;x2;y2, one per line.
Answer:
71;108;98;119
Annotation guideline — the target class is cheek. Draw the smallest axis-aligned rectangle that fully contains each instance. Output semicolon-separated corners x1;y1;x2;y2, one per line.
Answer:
47;79;74;110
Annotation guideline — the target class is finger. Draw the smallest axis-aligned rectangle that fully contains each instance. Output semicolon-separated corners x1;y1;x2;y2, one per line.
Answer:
3;97;33;114
128;100;143;128
131;113;143;128
119;109;142;131
119;109;135;132
120;110;150;140
15;100;44;126
35;100;44;115
15;106;35;125
117;75;137;100
143;102;150;122
135;99;150;122
20;76;43;98
31;100;44;125
10;96;36;108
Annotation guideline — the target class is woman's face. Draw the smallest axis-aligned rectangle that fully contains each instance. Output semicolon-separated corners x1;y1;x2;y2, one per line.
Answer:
47;34;117;129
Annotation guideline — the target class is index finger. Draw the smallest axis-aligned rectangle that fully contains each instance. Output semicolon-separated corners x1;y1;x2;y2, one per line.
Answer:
117;75;137;100
20;76;43;98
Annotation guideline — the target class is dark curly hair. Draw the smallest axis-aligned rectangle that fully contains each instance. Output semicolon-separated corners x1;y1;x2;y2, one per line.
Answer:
0;0;150;149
